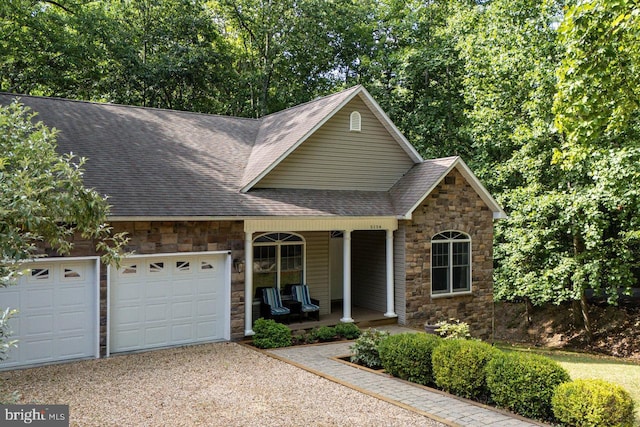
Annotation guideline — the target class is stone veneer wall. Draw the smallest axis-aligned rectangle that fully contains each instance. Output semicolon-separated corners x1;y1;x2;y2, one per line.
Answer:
402;169;495;338
67;221;246;354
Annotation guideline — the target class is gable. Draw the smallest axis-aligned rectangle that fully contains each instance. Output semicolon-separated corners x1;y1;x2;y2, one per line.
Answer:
389;157;506;220
253;96;416;191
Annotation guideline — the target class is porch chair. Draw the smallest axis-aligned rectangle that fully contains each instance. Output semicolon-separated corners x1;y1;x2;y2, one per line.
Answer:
291;284;320;321
260;287;290;323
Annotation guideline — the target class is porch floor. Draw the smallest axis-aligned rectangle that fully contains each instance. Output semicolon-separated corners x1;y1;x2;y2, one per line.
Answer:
281;305;398;331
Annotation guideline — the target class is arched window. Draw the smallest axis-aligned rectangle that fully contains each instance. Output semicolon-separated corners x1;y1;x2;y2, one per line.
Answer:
431;231;471;295
253;232;305;291
349;111;361;131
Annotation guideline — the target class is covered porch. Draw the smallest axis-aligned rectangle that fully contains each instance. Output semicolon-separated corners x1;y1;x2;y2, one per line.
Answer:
284;305;398;331
243;217;402;336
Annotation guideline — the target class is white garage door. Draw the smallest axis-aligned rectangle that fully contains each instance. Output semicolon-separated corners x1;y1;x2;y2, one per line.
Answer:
109;252;230;354
0;258;99;370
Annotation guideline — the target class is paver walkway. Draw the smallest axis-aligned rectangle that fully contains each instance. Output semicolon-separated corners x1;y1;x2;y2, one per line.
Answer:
266;328;544;427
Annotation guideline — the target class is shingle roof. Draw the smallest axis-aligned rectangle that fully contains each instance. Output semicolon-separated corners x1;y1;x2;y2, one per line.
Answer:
0;89;502;219
389;157;459;217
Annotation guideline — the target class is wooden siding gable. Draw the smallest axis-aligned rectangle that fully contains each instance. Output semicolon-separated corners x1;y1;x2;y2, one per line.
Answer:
241;86;423;192
253;95;417;191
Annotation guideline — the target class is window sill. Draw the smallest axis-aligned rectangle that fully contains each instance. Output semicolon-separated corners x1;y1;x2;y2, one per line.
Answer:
430;291;473;299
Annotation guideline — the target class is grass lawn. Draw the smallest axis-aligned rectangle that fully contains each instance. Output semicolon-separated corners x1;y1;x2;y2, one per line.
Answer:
498;344;640;425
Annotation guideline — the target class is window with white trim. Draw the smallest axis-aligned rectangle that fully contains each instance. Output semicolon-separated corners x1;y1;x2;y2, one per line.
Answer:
431;231;471;295
253;232;305;291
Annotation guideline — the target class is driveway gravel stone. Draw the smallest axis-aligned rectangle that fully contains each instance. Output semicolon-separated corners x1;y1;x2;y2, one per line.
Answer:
1;342;443;426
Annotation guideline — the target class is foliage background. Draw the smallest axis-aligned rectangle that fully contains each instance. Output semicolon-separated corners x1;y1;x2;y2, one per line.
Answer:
2;0;639;333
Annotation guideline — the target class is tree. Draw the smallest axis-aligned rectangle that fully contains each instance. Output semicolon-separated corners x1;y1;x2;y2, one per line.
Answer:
0;0;235;113
214;0;376;117
1;101;127;284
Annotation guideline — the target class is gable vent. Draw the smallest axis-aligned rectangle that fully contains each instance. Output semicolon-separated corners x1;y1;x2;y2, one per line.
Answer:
350;111;362;132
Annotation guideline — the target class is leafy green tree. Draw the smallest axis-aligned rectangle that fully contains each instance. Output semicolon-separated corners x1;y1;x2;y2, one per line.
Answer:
359;0;473;160
478;0;640;340
1;101;127;283
554;0;640;154
1;0;234;113
214;0;375;116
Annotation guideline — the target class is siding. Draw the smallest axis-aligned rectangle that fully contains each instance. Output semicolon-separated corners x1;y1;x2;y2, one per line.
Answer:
394;224;407;323
352;230;387;312
255;97;415;191
302;231;330;315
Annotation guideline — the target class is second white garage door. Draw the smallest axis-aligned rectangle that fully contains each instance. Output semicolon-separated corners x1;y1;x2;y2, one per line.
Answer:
109;252;230;354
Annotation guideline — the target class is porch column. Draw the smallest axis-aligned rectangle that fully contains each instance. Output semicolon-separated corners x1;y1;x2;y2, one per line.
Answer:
341;230;354;323
384;229;397;318
244;232;254;336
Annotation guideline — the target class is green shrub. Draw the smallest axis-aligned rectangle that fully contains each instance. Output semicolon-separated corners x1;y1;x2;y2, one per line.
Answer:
314;326;337;342
334;323;361;339
435;319;471;340
432;339;501;400
350;328;390;369
552;379;635;427
378;332;442;386
252;318;292;349
486;352;570;421
0;307;18;361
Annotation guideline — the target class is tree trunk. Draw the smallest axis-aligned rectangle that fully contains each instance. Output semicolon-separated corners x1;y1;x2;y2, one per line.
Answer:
573;233;593;343
580;291;593;343
524;298;533;325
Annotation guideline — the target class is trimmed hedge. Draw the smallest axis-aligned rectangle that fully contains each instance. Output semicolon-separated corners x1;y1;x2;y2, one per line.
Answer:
486;352;570;421
432;339;501;400
552;379;635;427
379;332;442;386
252;318;292;349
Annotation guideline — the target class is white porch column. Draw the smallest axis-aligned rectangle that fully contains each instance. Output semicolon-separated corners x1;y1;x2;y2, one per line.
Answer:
384;229;398;318
244;232;255;336
341;230;354;323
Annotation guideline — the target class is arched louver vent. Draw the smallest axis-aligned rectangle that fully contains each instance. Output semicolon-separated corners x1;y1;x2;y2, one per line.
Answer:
350;111;361;131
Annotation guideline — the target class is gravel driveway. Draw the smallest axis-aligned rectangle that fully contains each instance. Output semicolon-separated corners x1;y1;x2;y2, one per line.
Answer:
1;342;442;426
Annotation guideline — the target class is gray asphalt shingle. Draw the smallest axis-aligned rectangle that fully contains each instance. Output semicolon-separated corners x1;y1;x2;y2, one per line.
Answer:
0;89;456;219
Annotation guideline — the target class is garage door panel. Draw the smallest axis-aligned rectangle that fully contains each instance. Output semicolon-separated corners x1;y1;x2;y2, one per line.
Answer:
171;324;194;341
57;285;88;306
113;306;142;325
110;253;229;354
58;335;90;357
25;314;54;335
58;311;89;331
145;304;168;321
172;302;193;319
196;321;218;339
145;326;170;346
23;339;54;362
145;281;170;299
25;288;55;309
0;259;98;370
